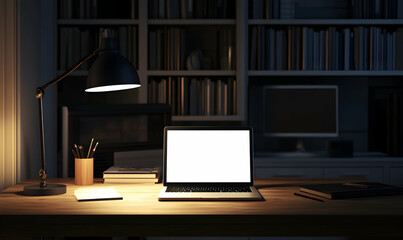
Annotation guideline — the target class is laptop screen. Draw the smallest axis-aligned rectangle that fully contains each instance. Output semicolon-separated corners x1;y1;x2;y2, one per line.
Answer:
165;129;252;183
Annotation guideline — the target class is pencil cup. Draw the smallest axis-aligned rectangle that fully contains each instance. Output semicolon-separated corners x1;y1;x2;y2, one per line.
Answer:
75;158;94;185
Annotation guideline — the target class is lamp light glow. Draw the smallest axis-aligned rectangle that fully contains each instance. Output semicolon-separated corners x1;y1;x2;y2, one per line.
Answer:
85;84;141;92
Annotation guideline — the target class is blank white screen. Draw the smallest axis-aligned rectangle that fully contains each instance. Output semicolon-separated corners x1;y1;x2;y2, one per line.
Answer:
166;130;251;183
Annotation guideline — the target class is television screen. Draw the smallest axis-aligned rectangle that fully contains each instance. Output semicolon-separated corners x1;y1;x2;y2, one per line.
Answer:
264;85;338;137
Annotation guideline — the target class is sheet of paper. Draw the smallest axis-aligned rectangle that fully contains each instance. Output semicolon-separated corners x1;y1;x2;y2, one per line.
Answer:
74;187;123;202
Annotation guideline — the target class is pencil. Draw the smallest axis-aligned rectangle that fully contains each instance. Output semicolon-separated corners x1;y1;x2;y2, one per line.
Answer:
78;145;85;159
93;142;99;152
72;149;78;158
87;138;94;158
74;144;80;158
89;142;99;158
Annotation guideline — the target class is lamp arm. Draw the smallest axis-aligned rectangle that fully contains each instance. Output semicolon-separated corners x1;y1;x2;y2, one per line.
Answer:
35;48;100;98
34;48;99;188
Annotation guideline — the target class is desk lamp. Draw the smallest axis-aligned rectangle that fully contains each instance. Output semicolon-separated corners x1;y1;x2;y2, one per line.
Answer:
23;36;141;196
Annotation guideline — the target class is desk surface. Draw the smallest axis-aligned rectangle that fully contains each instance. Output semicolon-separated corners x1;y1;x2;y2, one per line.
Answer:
1;178;403;238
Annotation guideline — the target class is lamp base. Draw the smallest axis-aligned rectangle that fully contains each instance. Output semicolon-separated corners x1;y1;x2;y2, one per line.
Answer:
23;184;66;196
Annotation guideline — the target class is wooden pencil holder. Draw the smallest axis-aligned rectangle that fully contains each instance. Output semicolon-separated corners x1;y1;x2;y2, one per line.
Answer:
75;158;94;185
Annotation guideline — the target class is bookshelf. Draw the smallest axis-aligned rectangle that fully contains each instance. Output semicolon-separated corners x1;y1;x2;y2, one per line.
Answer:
248;0;402;20
249;70;403;76
148;70;236;76
248;0;403;73
148;19;236;25
58;19;139;25
247;0;403;158
249;19;403;25
56;0;403;123
56;0;247;121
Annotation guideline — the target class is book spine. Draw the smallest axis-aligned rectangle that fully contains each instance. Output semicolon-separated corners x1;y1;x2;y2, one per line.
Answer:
302;26;308;70
250;27;257;70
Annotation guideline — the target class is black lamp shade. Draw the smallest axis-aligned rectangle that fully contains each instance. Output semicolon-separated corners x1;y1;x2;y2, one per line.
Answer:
86;38;141;92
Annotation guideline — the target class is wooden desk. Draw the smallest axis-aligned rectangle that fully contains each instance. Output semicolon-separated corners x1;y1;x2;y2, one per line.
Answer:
1;178;402;239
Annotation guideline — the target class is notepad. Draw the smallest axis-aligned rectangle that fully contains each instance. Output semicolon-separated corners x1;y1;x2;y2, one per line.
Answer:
74;187;123;202
300;182;403;199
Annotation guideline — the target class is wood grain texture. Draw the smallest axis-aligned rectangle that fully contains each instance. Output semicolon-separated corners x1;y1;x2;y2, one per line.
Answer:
0;178;402;238
74;158;93;185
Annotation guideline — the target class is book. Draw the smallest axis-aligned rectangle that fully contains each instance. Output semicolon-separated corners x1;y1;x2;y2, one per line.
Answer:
158;0;166;18
103;166;161;179
103;178;158;184
280;0;294;19
252;0;264;19
300;182;403;199
149;0;158;18
74;187;123;202
149;31;157;70
250;27;257;70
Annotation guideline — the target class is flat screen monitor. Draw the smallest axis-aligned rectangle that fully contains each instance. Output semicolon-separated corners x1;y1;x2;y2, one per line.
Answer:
264;85;338;137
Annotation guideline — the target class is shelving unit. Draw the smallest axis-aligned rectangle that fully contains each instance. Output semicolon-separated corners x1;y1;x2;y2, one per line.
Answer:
247;0;403;159
148;19;236;25
58;19;139;25
249;19;403;25
56;0;403;122
248;1;403;72
56;0;247;121
147;70;236;76
249;70;403;76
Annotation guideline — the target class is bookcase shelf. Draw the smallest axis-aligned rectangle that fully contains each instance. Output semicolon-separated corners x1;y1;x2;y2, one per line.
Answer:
148;70;236;76
56;0;402;123
57;70;145;77
247;0;403;158
248;24;402;71
248;19;403;26
58;19;139;26
56;0;245;122
148;19;236;26
249;70;403;77
172;115;243;121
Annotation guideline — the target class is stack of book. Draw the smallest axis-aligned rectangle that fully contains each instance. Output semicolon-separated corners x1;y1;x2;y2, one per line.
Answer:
103;166;161;184
249;0;403;20
298;181;403;200
148;76;237;116
249;25;401;71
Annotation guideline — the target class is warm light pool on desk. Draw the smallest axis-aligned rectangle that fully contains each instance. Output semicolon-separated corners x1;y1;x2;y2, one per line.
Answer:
74;187;123;202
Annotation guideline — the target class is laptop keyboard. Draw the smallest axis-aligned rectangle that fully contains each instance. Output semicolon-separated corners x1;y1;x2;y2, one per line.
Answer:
166;186;252;192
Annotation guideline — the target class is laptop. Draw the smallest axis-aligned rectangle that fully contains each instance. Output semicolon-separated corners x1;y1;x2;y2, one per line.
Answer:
158;126;262;201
